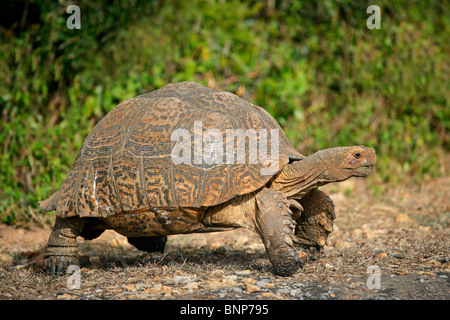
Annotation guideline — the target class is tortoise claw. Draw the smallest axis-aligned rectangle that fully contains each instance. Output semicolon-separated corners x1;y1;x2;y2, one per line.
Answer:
44;256;79;275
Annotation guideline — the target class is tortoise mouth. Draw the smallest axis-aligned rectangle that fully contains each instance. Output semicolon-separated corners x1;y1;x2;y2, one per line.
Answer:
355;164;374;175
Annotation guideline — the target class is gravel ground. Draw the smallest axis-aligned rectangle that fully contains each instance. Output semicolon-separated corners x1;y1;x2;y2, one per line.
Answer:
0;177;448;302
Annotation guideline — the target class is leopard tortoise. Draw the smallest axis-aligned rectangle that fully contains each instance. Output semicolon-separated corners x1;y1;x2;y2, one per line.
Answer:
40;81;376;276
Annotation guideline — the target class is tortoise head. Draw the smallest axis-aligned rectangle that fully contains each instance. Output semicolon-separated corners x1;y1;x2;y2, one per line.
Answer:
321;146;376;180
270;145;376;198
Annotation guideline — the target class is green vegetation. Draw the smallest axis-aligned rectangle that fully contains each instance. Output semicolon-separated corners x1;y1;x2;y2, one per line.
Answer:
0;0;448;224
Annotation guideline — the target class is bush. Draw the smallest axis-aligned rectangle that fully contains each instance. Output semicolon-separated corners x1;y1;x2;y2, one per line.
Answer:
0;0;448;224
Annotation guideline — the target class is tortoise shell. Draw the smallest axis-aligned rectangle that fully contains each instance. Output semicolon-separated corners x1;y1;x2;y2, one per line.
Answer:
40;82;303;218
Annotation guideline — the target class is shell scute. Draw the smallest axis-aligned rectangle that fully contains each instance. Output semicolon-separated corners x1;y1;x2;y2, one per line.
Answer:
41;82;302;218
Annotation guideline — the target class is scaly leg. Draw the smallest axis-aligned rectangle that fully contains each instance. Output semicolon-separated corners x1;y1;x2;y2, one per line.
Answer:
44;216;83;274
294;188;335;260
255;188;304;276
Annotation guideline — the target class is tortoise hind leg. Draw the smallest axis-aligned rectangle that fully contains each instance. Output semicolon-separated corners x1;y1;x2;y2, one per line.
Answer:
44;216;83;274
127;236;167;253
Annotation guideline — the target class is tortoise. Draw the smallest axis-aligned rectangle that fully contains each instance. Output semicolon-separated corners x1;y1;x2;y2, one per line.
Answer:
40;81;376;276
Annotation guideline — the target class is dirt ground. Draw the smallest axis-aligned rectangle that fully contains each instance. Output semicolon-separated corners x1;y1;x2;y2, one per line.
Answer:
0;177;448;301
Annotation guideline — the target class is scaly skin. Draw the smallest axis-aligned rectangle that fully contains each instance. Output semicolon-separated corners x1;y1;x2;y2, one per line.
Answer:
294;188;335;260
44;217;83;274
255;188;304;276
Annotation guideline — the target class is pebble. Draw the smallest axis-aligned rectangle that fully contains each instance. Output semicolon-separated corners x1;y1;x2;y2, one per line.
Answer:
56;293;77;300
235;270;251;276
256;280;270;287
276;288;290;295
261;291;276;298
320;293;330;300
246;284;261;293
222;276;237;285
333;240;353;249
290;289;301;297
395;214;413;224
183;282;199;290
172;276;193;284
376;252;388;259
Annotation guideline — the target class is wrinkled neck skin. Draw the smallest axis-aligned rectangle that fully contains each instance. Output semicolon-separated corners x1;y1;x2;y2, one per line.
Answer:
270;149;343;198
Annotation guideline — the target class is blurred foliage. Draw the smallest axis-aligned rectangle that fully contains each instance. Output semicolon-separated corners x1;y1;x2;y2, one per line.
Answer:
0;0;448;224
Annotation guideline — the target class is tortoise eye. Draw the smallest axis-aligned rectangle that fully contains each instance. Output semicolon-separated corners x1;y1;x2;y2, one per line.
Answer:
354;153;362;159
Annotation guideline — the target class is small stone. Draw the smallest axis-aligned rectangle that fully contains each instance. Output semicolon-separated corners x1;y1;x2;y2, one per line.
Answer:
396;269;408;275
183;282;199;290
333;240;353;249
246;284;261;293
261;291;275;298
243;278;256;285
183;289;194;295
265;282;275;288
122;284;136;291
290;289;301;297
161;285;172;295
222;275;238;285
211;270;224;278
172;276;192;284
418;226;431;233
276;288;290;295
56;293;76;300
377;252;388;259
297;251;308;263
316;236;326;247
256;280;269;287
395;214;413;224
207;280;222;288
171;289;183;295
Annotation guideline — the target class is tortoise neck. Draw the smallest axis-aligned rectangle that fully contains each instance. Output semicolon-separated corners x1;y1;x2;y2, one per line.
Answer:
270;151;331;198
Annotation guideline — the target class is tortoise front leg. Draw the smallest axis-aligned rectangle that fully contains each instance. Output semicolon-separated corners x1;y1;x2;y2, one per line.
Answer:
294;188;335;260
255;188;304;276
44;216;83;274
